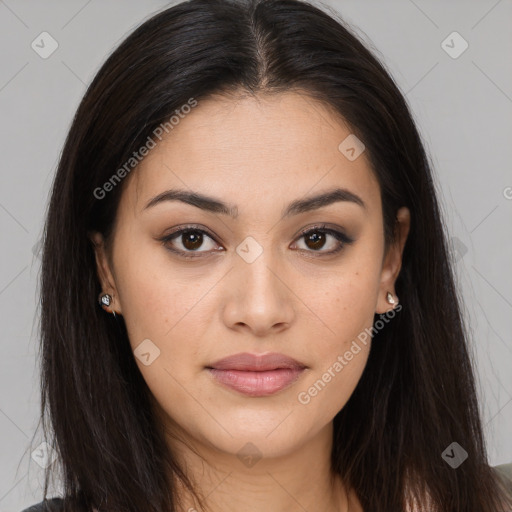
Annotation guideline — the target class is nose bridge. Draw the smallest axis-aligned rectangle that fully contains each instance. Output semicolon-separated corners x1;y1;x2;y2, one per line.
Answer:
235;234;282;298
222;234;294;333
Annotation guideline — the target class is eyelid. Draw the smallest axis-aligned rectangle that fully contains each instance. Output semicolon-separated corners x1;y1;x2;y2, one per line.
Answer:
296;223;347;239
163;223;218;242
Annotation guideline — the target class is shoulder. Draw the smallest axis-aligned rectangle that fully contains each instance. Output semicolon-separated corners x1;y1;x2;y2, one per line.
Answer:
20;497;100;512
20;497;64;512
494;461;512;493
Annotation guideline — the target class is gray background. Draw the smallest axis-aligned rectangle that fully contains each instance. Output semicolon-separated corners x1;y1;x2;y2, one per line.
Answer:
1;0;511;510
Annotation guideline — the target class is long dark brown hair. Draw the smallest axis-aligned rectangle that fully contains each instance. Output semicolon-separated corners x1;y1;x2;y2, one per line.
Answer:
31;0;511;510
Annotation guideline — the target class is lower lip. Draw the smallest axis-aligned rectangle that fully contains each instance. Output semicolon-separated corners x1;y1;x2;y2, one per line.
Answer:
207;367;306;397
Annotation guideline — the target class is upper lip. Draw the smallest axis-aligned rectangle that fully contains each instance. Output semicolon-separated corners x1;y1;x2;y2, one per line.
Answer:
207;352;307;371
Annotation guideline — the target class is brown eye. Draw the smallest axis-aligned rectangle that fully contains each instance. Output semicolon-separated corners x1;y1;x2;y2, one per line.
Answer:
160;227;220;258
304;230;327;250
293;226;354;256
181;230;204;251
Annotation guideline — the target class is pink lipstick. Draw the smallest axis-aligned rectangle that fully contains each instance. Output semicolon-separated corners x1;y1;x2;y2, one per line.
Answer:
206;352;307;397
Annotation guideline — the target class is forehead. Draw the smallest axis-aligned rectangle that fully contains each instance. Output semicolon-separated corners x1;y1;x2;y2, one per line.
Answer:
125;91;381;217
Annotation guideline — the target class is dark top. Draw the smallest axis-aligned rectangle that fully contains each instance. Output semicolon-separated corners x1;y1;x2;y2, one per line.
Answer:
20;463;512;511
21;497;64;511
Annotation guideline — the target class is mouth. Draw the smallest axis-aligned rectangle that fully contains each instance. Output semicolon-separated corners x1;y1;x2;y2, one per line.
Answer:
205;352;307;397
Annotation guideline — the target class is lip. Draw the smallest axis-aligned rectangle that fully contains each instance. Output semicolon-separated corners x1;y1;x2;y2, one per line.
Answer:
206;352;307;397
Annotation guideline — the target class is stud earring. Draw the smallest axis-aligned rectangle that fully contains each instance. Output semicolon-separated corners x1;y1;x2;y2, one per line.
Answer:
99;293;112;308
386;291;398;306
98;293;120;319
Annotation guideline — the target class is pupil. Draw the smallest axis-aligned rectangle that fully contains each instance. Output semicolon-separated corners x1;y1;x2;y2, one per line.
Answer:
183;231;203;250
306;231;325;250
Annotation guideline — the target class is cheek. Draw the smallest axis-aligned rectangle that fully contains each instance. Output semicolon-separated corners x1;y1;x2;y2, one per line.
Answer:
292;258;379;415
295;343;370;427
295;280;373;420
296;257;381;349
113;241;206;354
114;248;226;397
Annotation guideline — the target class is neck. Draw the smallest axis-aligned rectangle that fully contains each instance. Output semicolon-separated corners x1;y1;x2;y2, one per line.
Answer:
163;421;352;512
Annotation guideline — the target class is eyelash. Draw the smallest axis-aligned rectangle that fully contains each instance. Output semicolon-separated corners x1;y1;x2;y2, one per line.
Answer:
158;223;354;260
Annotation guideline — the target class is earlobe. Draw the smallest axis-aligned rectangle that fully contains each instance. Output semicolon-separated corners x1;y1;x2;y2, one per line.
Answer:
88;231;123;316
376;207;410;314
97;292;121;319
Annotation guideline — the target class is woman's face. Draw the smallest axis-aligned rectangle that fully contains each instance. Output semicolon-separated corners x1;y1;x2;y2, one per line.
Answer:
92;91;409;461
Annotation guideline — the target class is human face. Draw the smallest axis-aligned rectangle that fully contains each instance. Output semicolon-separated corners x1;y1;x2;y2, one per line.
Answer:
92;91;409;461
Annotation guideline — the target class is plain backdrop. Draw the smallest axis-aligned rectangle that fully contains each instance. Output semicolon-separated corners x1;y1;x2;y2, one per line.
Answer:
0;0;511;510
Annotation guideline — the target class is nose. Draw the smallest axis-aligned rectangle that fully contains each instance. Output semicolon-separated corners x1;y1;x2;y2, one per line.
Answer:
221;245;295;337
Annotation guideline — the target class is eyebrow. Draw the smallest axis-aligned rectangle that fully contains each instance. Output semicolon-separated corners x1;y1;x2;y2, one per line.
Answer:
143;187;366;218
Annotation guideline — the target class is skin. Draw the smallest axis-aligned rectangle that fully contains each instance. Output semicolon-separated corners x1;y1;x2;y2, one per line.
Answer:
91;91;410;512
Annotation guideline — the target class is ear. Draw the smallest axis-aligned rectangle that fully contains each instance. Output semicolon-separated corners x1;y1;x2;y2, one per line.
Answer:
89;231;123;315
375;206;410;314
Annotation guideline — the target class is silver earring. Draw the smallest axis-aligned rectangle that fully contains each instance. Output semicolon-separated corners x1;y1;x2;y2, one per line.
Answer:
99;293;112;307
99;293;120;320
386;292;397;305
